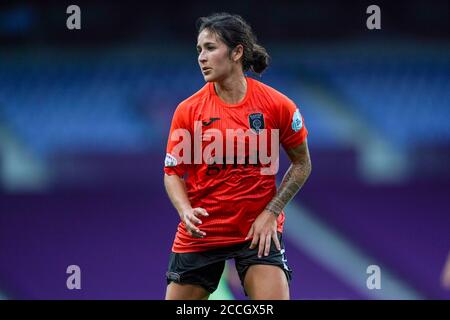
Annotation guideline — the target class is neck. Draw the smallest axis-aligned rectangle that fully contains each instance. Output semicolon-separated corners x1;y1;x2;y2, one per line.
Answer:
214;73;247;104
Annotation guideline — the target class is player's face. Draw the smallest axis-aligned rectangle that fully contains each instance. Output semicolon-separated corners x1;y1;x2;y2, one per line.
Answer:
197;29;233;82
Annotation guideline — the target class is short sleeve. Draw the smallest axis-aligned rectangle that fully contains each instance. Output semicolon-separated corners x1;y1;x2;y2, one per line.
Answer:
279;98;308;150
164;104;191;177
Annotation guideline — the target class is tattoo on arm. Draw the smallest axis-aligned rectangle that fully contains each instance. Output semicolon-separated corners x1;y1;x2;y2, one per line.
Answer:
265;141;312;217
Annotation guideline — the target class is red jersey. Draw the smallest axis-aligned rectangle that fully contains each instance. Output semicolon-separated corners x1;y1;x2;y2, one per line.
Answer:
164;77;308;253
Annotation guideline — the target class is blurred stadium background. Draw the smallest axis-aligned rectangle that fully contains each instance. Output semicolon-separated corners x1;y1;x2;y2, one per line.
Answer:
0;0;449;299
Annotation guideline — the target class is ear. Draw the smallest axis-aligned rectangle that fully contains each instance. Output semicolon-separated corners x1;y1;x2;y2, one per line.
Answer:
232;44;244;62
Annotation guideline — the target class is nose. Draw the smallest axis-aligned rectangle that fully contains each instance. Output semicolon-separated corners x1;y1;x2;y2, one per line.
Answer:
198;51;207;64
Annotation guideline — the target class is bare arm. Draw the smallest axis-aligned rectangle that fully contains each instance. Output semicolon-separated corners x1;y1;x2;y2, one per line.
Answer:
164;173;192;217
265;139;312;216
164;173;208;238
247;140;311;257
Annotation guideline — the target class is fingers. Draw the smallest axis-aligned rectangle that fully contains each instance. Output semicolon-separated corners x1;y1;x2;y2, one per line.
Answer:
245;225;254;240
249;233;259;250
189;208;209;225
193;207;209;217
189;215;203;225
188;229;206;238
272;232;281;251
189;209;205;224
252;231;281;258
184;217;206;238
264;234;272;257
184;208;209;238
185;212;202;227
191;230;206;238
258;234;267;258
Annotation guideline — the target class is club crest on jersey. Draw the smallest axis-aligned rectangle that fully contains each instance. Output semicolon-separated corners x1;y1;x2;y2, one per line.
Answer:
291;109;303;132
248;113;265;134
164;153;177;167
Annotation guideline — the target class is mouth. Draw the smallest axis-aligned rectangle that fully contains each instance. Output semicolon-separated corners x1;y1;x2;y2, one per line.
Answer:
202;67;212;73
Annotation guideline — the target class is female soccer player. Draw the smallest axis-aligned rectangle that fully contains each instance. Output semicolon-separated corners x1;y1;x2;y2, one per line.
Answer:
164;12;312;300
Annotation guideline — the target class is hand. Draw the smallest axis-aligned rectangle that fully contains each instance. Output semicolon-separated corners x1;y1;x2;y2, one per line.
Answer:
181;207;209;238
245;210;281;258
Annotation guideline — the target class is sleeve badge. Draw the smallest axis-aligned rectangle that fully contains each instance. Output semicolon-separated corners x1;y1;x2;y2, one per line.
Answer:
291;109;303;132
164;153;178;167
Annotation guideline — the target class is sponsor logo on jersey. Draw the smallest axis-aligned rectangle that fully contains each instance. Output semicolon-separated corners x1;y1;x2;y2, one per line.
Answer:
202;117;221;126
291;109;303;132
168;120;280;175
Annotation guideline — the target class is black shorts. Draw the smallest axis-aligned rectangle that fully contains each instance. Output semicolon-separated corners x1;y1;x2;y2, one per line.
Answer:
166;232;292;294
